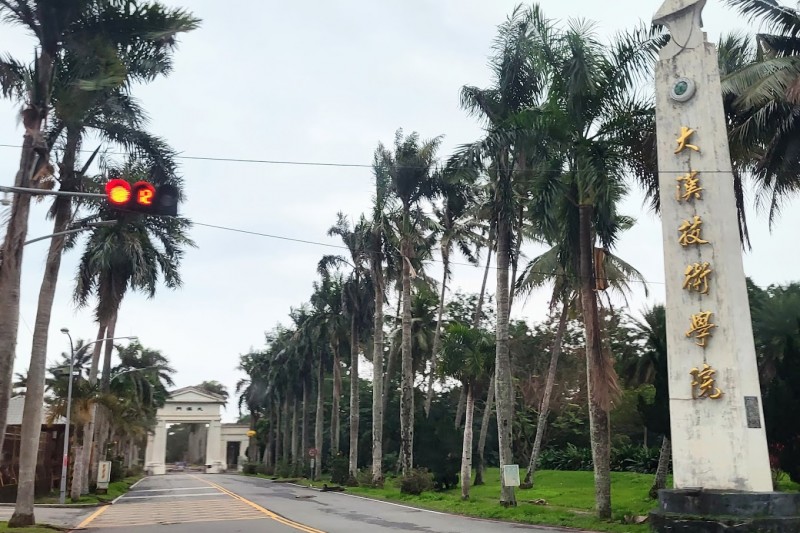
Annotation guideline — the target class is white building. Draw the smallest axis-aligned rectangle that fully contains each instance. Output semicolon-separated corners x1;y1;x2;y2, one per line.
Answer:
144;386;251;475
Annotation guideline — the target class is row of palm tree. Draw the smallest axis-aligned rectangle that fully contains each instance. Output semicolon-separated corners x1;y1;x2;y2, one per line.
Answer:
0;0;199;526
235;0;800;518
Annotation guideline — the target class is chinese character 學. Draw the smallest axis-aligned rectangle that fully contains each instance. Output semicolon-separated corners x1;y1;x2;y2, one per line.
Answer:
690;363;723;399
675;126;700;154
683;262;712;295
676;170;703;202
686;311;717;347
678;215;710;246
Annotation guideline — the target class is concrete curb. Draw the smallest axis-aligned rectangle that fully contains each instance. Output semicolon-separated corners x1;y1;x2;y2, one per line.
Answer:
0;502;106;509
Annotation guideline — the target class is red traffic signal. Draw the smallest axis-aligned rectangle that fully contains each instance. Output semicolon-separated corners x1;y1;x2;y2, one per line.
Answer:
105;179;131;206
104;179;179;216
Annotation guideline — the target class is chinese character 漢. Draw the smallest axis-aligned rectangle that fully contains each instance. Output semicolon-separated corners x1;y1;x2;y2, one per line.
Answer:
678;215;709;246
690;363;723;399
683;262;712;295
675;126;700;154
676;170;703;202
686;311;717;347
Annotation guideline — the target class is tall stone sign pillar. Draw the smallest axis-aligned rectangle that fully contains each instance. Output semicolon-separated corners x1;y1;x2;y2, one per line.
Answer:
650;1;800;530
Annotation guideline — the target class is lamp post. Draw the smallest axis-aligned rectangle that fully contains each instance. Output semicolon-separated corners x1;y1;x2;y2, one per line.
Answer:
57;329;138;504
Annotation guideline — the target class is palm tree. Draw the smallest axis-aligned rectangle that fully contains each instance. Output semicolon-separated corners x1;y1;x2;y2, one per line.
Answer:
71;155;194;492
721;0;800;230
9;7;197;523
197;381;229;401
451;5;548;505
380;129;441;476
423;175;483;417
319;213;371;478
366;142;398;485
516;227;647;488
438;323;494;500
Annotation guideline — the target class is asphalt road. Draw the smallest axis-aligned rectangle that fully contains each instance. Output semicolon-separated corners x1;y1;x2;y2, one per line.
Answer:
74;473;572;532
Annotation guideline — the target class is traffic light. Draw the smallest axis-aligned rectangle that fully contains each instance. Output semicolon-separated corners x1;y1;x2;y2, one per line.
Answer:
104;179;179;216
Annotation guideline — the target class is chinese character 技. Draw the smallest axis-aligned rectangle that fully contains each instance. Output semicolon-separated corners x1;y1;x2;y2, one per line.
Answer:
679;215;710;246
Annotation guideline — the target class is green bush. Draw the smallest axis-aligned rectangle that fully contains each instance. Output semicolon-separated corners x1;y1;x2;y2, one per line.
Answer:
110;458;124;483
400;468;434;495
537;444;661;474
125;465;143;478
538;444;593;471
611;444;660;474
329;454;349;485
242;462;258;475
275;460;292;478
256;463;273;476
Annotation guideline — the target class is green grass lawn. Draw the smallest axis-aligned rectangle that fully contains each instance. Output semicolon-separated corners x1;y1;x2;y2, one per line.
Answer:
35;476;141;505
0;523;60;532
345;469;654;533
250;468;800;532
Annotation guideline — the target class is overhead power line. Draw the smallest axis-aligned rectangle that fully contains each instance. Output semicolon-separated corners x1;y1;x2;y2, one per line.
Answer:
0;142;741;175
192;219;664;286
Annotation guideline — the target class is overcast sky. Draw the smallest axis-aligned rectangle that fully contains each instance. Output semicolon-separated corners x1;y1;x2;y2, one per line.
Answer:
2;1;798;422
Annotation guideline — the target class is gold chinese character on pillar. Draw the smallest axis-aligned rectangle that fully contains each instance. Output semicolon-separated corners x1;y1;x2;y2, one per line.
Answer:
686;311;717;347
690;363;723;399
676;170;703;202
683;262;712;294
675;126;700;154
678;215;709;246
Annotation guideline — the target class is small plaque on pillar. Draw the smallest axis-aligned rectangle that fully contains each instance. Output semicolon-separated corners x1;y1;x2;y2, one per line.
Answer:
744;396;761;429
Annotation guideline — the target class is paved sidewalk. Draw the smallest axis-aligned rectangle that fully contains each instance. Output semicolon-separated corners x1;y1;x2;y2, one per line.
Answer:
0;505;95;529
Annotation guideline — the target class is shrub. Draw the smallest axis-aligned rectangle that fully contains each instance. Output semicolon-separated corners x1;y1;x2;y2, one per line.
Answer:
110;458;124;483
431;454;459;491
538;444;593;471
400;468;434;495
329;454;349;485
275;460;292;478
256;463;273;476
611;444;660;474
242;462;258;475
125;465;143;478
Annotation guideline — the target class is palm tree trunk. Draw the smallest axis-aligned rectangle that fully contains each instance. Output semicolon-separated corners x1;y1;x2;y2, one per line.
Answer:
282;396;290;464
80;324;106;494
331;343;341;456
522;301;569;488
578;204;612;519
371;256;385;485
302;378;310;474
348;315;359;478
381;289;402;422
248;412;259;463
495;213;516;506
474;375;494;486
400;236;414;476
454;387;467;429
649;436;671;499
291;395;299;472
274;400;281;467
70;444;83;501
461;383;475;501
425;247;449;417
9;137;77;525
315;359;324;480
0;55;54;454
473;241;495;486
100;311;118;392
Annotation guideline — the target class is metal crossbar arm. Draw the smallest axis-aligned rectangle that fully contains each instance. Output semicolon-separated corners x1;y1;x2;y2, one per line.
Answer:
24;220;117;246
0;185;105;199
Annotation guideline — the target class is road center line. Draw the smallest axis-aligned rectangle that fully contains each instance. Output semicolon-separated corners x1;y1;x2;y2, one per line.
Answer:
187;475;325;533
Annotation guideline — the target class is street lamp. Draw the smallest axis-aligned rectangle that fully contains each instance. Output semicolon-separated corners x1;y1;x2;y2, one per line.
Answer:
57;329;138;504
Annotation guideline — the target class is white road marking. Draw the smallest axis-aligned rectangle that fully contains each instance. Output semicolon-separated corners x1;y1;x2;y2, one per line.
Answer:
120;492;225;499
127;486;217;493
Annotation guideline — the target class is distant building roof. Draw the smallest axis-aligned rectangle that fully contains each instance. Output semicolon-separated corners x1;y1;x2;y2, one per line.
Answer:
7;395;66;426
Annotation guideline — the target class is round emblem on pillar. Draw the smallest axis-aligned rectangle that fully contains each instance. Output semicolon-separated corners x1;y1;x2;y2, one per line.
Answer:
670;77;696;103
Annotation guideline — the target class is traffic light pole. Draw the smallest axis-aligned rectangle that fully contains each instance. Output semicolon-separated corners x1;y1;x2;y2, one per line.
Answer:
0;184;105;199
24;221;117;246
